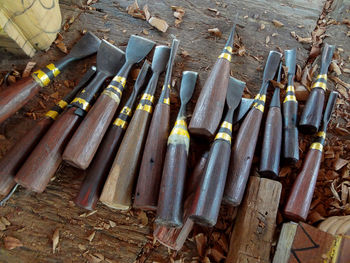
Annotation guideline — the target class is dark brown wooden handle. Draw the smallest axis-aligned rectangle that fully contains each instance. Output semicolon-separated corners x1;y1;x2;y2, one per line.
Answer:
284;148;322;221
0;77;41;124
99;109;152;210
189;59;230;138
189;140;231;227
259;107;282;178
74;124;125;210
156;143;188;228
154;151;209;250
134;103;170;210
63;94;120;169
223;107;263;206
15;107;81;193
283;126;299;163
0;118;53;195
299;88;325;134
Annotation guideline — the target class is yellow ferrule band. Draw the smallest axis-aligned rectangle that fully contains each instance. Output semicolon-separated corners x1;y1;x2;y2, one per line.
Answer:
113;118;127;129
163;98;170;105
310;142;323;152
317;131;326;139
283;95;297;103
121;106;132;116
259;94;266;102
137;104;152;113
175;119;187;127
57;100;68;109
286;85;295;93
215;132;231;143
170;127;190;138
221;121;232;131
312;81;327;91
112;76;126;87
108;85;123;96
253;103;264;112
218;53;231;62
71;97;90;110
254;94;260;100
141;93;154;103
45;110;59;120
32;70;50;86
102;90;121;104
224;46;233;53
46;63;60;77
317;74;327;81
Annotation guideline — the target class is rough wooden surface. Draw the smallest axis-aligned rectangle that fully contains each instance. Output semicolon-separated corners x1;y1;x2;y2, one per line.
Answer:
1;0;347;262
226;176;282;263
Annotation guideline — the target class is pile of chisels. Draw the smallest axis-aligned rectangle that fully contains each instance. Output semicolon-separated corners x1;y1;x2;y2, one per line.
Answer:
0;25;339;252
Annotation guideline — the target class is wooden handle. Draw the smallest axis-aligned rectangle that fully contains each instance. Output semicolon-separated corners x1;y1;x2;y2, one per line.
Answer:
189;59;230;138
15;107;81;193
223;107;263;206
0;77;41;124
154;151;208;250
299;88;325;134
284;148;323;221
259;107;282;178
63;94;120;169
283;99;299;163
74;124;125;210
0;118;52;195
189;140;231;227
134;103;170;210
156;143;188;228
99;109;152;210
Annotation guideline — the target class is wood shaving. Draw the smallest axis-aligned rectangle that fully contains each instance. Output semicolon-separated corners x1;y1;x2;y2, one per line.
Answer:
78;244;86;250
330;61;341;76
142;29;149;35
334;158;349;171
0;221;6;231
87;231;96;242
8;75;16;84
172;6;185;27
194;233;206;257
265;36;270;44
272;19;284;27
56;42;68;54
148;17;169;32
208;28;222;38
330;76;350;88
86;253;104;263
143;5;151;21
181;50;190;57
126;0;145;20
109;220;116;228
260;23;265;30
237;46;246;56
1;217;10;226
137;211;148;226
22;62;36;78
52;229;59;253
4;236;23;250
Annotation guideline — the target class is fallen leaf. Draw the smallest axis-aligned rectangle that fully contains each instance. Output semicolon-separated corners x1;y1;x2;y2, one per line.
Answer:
56;42;68;54
330;61;341;76
52;229;59;253
237;45;246;56
272;19;284;27
4;236;23;250
148;17;169;32
208;28;222;37
22;62;36;78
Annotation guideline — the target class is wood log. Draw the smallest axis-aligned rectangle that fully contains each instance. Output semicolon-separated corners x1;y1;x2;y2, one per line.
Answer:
273;222;350;263
226;176;282;263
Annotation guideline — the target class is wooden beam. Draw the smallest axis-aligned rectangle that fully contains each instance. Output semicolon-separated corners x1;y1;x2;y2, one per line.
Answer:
226;176;282;263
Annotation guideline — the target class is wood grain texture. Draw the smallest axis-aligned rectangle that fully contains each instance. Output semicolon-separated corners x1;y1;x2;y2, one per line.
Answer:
226;176;282;263
223;107;263;206
188;59;230;138
284;148;323;222
74;124;125;210
63;94;119;170
135;103;170;210
100;109;152;210
0;117;53;195
0;77;41;124
259;107;282;178
15;107;81;193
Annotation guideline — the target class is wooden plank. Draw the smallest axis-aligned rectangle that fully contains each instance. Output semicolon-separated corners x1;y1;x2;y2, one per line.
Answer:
226;176;282;263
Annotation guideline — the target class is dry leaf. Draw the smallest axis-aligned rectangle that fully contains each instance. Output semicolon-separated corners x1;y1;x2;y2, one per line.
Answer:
148;17;169;32
330;76;350;88
22;62;36;78
194;233;207;257
87;231;96;242
52;229;59;253
331;182;341;202
208;28;222;37
330;61;341;76
335;158;349;171
56;42;68;54
337;85;349;99
272;19;284;27
4;236;23;250
237;46;246;56
265;36;270;44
